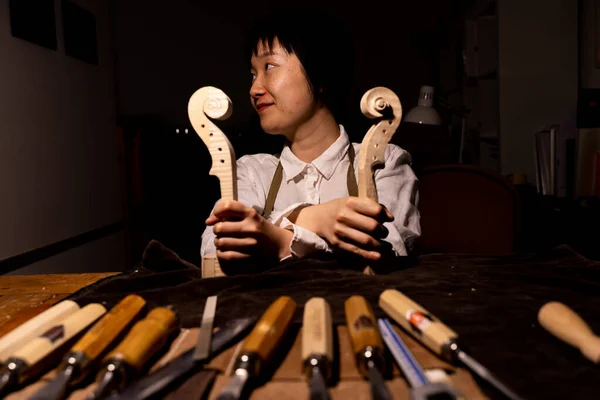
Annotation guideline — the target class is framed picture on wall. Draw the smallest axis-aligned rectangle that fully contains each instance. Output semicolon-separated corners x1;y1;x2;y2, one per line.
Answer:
9;0;57;50
596;0;600;68
62;0;98;65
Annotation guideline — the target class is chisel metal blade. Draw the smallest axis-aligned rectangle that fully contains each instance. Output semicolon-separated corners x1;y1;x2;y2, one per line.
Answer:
29;364;75;400
309;367;329;400
107;317;257;400
194;295;217;362
367;363;392;400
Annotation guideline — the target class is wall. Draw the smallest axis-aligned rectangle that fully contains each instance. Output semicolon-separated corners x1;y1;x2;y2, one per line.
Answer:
0;0;124;274
498;0;578;181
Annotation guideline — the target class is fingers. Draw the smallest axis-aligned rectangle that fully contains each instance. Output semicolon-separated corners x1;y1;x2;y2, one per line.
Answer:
345;197;394;222
206;200;256;224
336;207;389;239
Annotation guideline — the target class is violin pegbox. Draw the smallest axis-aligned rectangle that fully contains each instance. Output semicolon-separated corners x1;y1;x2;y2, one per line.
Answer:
357;87;403;201
188;86;237;201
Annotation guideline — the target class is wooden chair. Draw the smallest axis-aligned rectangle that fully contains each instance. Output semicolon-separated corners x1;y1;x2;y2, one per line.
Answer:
416;164;520;255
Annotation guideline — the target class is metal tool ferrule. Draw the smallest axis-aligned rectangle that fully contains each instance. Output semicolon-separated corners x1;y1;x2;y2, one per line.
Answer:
302;354;331;382
234;352;262;377
356;346;384;377
442;339;461;363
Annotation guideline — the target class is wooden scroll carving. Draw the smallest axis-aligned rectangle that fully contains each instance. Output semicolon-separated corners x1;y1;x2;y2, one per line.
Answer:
188;86;235;278
357;87;403;275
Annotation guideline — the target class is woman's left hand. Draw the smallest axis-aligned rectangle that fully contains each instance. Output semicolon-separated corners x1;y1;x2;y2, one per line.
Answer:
206;200;292;263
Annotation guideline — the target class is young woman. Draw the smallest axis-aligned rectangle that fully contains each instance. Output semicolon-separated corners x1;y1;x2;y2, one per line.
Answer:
200;9;421;271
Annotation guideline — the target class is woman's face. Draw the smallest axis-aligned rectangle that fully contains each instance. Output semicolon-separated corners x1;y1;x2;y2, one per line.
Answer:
250;39;319;138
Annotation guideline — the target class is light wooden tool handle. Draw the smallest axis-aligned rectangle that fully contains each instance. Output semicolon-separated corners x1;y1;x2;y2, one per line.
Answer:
302;297;333;362
538;301;600;363
71;295;146;361
242;296;296;361
105;307;178;370
0;300;80;362
345;296;382;355
379;289;457;357
12;303;107;366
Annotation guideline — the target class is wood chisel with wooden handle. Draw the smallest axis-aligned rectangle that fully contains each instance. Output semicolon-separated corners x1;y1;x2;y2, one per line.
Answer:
217;296;297;400
87;306;179;399
29;294;147;400
379;289;524;400
345;295;391;400
302;297;333;400
0;303;107;397
107;317;258;400
538;301;600;363
0;300;80;363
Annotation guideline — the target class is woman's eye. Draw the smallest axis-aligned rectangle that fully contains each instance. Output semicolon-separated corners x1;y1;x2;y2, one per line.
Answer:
266;63;274;70
250;73;256;81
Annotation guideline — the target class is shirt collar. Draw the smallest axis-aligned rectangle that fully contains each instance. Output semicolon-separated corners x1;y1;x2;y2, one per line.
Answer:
279;125;351;181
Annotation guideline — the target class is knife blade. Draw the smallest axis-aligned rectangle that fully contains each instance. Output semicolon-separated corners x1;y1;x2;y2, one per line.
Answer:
107;317;257;400
193;295;217;362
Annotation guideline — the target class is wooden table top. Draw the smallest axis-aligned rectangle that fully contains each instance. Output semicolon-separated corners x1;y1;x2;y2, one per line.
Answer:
0;273;488;400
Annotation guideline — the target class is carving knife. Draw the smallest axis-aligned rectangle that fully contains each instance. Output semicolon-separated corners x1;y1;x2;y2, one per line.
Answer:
0;303;107;398
0;300;80;363
193;295;217;361
107;317;257;400
87;306;178;399
302;297;332;400
344;295;391;400
379;289;524;400
29;295;146;400
217;296;297;400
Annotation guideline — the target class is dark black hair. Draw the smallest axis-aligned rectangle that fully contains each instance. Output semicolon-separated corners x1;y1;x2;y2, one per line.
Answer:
245;8;355;122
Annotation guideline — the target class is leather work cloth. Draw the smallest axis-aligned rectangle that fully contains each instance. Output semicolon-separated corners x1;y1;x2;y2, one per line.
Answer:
67;240;600;400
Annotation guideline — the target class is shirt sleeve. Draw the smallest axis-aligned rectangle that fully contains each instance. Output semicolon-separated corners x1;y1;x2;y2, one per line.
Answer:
375;145;421;256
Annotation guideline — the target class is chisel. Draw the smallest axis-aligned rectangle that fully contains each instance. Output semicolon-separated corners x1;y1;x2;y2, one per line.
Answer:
378;318;464;400
29;295;146;400
0;300;80;363
217;296;297;400
379;289;524;400
538;301;600;363
344;295;391;400
302;297;333;400
0;303;107;397
193;295;217;362
87;306;179;399
108;317;258;400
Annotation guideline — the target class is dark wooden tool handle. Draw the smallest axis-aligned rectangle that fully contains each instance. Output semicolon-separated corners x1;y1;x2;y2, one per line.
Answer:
345;296;382;355
104;307;178;370
242;296;296;361
71;294;146;361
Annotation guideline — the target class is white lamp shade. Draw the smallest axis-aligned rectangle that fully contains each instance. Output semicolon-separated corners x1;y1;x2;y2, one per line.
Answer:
404;107;442;125
404;85;442;125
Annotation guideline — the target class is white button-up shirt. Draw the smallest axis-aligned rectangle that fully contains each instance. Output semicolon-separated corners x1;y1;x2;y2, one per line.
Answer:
201;125;421;259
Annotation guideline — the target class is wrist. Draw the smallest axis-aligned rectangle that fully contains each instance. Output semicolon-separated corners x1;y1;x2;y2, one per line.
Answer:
275;226;294;260
293;205;321;236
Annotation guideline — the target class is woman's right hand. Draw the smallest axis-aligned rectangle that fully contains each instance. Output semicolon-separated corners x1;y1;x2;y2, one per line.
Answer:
291;197;393;261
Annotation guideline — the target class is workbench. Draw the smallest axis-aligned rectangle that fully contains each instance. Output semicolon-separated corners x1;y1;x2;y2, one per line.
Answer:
0;273;485;399
1;240;599;399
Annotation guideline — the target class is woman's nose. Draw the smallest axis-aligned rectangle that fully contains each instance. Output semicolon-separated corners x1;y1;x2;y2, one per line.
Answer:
250;76;265;99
